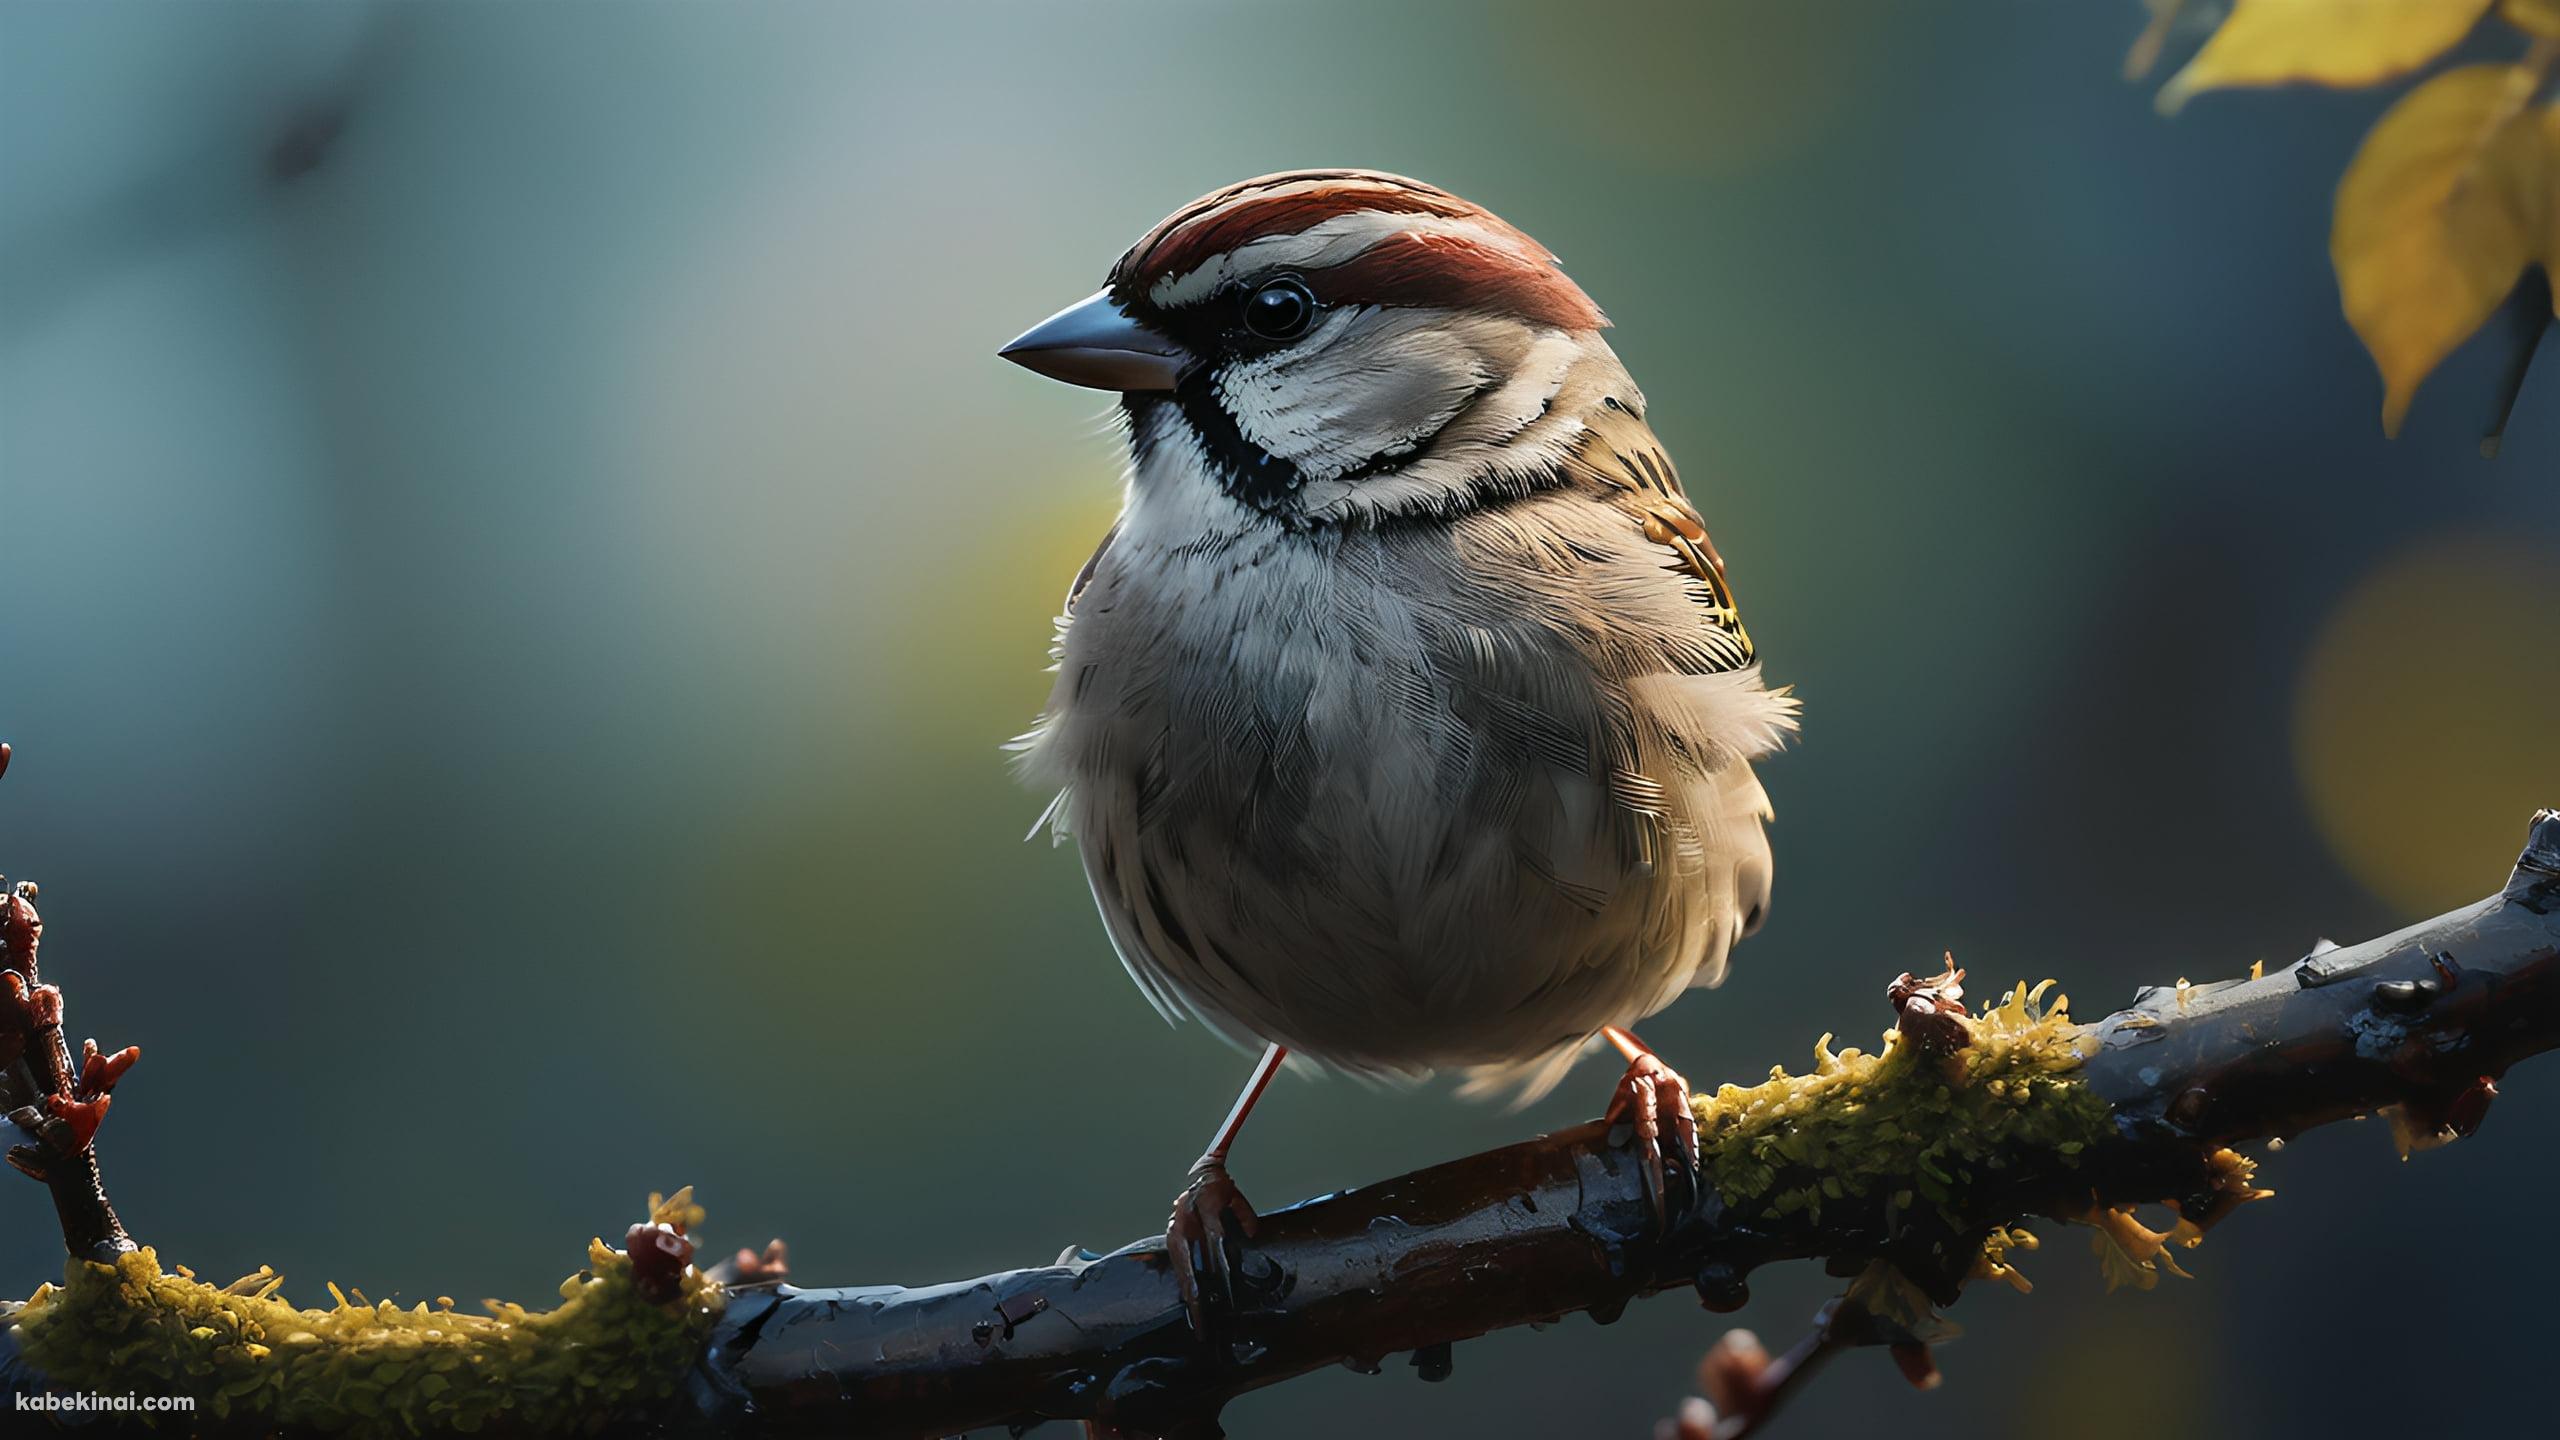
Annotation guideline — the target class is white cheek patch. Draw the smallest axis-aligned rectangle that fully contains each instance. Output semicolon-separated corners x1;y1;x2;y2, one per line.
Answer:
1214;310;1493;483
1296;330;1627;521
1448;330;1582;448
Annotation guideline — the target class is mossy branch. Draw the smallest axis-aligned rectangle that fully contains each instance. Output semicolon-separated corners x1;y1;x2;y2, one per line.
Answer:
661;807;2560;1439
5;802;2558;1438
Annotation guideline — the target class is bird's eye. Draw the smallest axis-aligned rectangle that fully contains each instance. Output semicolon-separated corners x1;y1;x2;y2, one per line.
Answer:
1241;277;1317;341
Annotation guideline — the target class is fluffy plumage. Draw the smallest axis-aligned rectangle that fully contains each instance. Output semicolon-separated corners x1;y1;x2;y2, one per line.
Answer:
1014;171;1795;1101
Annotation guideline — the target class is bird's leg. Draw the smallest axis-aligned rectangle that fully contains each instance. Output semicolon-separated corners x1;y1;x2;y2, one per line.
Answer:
1601;1025;1698;1222
1167;1042;1286;1333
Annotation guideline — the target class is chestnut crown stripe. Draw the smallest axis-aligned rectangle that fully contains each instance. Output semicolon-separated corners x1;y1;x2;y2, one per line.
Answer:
1112;170;1477;284
1111;169;1608;333
1317;228;1606;332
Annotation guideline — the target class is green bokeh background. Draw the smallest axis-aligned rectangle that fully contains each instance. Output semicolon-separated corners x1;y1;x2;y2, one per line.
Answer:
2;3;2556;1437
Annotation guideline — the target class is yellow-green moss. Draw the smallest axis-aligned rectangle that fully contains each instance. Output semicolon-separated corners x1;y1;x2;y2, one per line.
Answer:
1693;979;2112;1229
10;1194;722;1435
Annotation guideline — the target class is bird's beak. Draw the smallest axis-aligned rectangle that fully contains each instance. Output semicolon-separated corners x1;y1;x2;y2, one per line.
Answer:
999;289;1191;392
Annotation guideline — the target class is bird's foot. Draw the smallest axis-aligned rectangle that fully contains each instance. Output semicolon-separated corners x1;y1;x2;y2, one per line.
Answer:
1166;1156;1258;1335
1604;1048;1700;1223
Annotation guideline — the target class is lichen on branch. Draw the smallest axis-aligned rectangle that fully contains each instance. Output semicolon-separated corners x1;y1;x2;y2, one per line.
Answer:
11;1191;723;1436
1693;973;2110;1230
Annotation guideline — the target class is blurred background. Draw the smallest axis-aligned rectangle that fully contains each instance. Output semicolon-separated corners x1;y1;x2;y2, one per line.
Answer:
2;2;2555;1436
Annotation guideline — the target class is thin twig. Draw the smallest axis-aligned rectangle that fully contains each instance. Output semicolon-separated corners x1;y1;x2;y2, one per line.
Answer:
2481;271;2552;459
0;747;138;1261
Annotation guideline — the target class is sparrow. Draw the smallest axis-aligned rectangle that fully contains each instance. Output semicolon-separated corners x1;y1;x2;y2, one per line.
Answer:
1000;170;1796;1308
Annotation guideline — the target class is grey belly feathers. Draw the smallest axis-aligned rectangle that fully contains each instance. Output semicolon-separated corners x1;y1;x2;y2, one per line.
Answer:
1016;477;1795;1103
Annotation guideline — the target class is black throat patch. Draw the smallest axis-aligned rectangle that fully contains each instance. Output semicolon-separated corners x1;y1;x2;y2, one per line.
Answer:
1148;369;1308;516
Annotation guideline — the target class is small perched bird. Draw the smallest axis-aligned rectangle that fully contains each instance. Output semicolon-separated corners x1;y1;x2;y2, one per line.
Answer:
1001;170;1796;1303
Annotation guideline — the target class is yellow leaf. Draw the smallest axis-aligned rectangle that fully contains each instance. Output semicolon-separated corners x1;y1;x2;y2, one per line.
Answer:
2505;0;2560;38
2161;0;2494;113
2529;104;2560;305
2331;66;2552;434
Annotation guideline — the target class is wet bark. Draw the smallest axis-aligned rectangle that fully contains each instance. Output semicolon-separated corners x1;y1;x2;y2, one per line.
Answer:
653;812;2560;1438
6;810;2556;1438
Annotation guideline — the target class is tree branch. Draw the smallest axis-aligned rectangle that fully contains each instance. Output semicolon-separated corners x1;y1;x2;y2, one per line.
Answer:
6;805;2556;1437
659;809;2560;1439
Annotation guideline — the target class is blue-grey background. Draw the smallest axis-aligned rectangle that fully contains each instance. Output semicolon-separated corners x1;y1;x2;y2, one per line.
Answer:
3;2;2556;1436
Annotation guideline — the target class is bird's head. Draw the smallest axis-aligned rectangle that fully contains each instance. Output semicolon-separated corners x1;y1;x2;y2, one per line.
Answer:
1001;169;1631;527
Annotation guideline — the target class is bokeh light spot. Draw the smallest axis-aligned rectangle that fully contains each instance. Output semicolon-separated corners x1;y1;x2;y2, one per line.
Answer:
883;479;1127;754
2295;531;2560;916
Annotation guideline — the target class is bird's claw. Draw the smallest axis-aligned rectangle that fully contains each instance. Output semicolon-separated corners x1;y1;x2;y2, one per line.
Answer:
1166;1157;1258;1335
1605;1050;1699;1223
